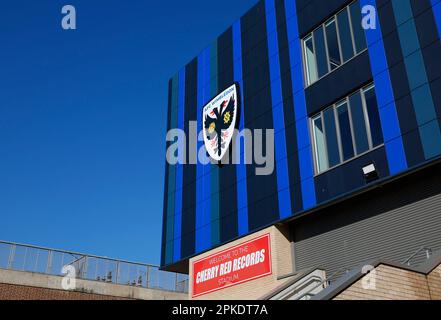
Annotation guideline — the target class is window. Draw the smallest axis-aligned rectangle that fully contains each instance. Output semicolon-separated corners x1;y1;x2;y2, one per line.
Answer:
336;100;355;161
312;115;328;173
349;91;369;154
323;108;341;167
337;9;355;62
349;1;368;54
363;85;383;147
313;26;329;78
325;19;342;70
304;35;318;85
302;0;367;86
311;84;384;174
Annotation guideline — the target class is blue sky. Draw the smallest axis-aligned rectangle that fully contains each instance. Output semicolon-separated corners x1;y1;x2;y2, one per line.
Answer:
0;0;257;264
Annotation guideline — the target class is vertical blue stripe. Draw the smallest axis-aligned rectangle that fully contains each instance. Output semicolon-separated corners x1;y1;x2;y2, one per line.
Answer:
173;68;185;262
432;0;441;39
265;0;292;219
195;52;204;252
165;75;178;265
202;48;212;249
209;43;220;246
195;48;212;253
284;0;316;210
360;0;408;175
233;20;249;236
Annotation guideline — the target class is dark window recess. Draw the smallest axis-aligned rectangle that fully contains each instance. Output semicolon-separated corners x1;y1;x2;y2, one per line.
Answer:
349;91;369;154
325;19;342;70
313;26;329;78
324;108;341;167
363;85;384;147
337;101;355;161
337;8;355;62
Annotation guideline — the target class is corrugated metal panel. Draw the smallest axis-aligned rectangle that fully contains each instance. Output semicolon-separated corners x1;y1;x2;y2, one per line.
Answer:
293;165;441;276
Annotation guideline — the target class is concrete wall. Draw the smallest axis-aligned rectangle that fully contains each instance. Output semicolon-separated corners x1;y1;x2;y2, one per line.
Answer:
189;225;295;300
334;264;435;300
0;269;187;300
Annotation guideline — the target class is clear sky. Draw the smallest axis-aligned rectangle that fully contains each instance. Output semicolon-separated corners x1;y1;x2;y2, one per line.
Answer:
0;0;258;264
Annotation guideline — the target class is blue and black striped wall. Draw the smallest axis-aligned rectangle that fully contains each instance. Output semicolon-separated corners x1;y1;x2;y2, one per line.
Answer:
161;0;441;270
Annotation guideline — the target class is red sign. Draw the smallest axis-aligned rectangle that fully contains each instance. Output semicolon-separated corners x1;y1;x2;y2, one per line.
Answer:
192;234;272;297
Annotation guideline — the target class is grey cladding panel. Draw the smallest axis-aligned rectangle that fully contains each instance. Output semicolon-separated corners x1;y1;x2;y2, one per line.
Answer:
293;163;441;276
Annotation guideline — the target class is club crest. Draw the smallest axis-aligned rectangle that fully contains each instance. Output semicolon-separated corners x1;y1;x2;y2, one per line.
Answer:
202;83;240;163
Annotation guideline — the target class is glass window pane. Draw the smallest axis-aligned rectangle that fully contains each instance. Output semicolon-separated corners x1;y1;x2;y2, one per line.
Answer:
304;36;318;85
313;26;329;78
337;101;355;161
349;0;367;53
363;86;384;147
349;91;369;154
323;108;341;167
337;8;355;62
325;19;342;70
313;116;329;173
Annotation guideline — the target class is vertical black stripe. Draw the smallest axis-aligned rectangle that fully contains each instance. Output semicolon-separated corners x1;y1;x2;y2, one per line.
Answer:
241;2;280;231
378;1;425;167
411;0;441;120
275;0;303;214
161;79;173;267
181;58;198;259
217;27;239;244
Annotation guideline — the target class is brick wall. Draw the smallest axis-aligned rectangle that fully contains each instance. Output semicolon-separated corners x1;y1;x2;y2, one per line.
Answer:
427;264;441;299
0;268;187;300
0;283;129;300
189;225;294;300
334;264;432;300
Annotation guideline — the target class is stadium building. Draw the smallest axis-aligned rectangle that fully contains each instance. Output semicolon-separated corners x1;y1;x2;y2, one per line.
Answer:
161;0;441;299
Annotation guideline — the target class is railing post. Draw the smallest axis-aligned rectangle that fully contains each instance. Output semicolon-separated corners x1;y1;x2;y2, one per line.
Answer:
7;244;16;269
35;250;40;272
23;247;28;271
46;250;53;274
60;253;64;272
426;248;431;260
115;261;120;284
146;266;150;288
95;258;99;280
83;256;88;280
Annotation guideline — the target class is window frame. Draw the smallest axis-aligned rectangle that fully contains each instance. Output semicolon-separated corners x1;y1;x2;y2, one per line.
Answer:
336;6;357;62
313;25;331;78
346;5;358;57
312;113;330;173
335;98;356;161
361;83;384;147
325;17;343;70
310;84;385;176
303;34;318;86
301;0;368;87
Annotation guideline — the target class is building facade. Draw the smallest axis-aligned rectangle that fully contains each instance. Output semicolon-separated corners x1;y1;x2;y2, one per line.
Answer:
161;0;441;299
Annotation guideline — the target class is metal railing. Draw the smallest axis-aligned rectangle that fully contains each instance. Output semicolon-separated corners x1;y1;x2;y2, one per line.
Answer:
297;267;349;300
402;246;432;266
0;240;188;293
